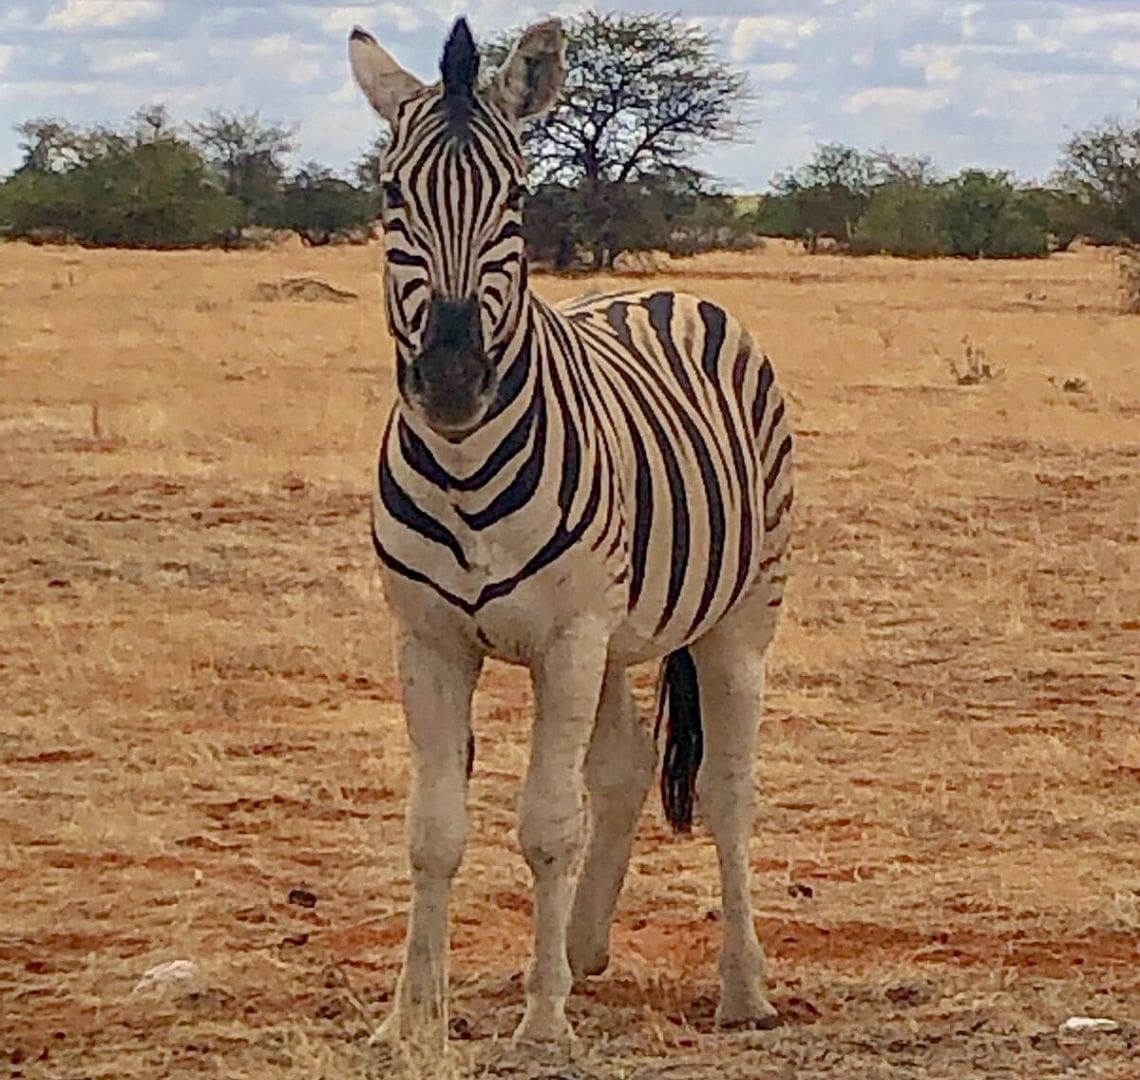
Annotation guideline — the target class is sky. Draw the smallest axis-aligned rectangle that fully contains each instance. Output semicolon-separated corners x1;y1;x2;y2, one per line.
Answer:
1;1;1139;190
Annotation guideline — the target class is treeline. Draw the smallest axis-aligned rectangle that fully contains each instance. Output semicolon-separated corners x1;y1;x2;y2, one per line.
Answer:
746;132;1140;258
0;8;1137;263
0;106;384;249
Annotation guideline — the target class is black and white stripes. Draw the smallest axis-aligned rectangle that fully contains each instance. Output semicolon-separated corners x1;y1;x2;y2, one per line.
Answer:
348;15;793;1043
372;281;794;661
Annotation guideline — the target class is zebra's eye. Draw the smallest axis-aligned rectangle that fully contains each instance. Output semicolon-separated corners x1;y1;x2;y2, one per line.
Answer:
383;181;405;211
505;184;525;212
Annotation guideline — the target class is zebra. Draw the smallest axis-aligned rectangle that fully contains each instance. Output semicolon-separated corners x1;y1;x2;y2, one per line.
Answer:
348;15;794;1047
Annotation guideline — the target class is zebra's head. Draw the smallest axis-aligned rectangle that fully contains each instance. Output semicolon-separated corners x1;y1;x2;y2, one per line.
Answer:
349;17;565;439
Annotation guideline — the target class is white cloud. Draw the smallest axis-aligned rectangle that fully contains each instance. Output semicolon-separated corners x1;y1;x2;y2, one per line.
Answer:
0;79;104;100
1013;23;1062;54
1060;11;1140;36
2;6;30;29
960;2;983;40
844;86;951;114
288;60;322;85
88;48;162;74
43;0;163;31
752;62;798;82
1111;42;1140;69
731;15;821;59
297;3;423;37
900;45;962;84
245;33;327;84
253;34;293;57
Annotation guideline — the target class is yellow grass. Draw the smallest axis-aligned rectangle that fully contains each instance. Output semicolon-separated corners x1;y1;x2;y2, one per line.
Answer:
2;238;1138;1078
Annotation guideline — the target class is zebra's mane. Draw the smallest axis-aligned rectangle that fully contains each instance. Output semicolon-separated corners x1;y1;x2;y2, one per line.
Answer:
440;17;479;131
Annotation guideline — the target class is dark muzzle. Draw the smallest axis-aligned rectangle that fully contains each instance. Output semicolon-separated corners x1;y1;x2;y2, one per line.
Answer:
403;296;493;436
422;296;481;354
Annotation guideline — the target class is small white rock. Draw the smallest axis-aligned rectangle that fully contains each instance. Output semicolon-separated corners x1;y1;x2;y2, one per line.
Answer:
132;960;201;997
1059;1016;1119;1035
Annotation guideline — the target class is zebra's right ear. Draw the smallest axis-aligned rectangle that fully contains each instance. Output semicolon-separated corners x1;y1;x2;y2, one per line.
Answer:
348;26;425;124
488;18;566;124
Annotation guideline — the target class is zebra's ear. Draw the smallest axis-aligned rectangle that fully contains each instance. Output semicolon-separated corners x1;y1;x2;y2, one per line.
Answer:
488;18;565;124
348;26;425;124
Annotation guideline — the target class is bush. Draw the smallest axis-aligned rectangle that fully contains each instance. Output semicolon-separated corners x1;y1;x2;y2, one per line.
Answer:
276;165;374;246
523;184;578;269
850;183;948;257
667;192;764;256
748;193;800;239
940;170;1049;258
522;176;764;270
0;137;240;248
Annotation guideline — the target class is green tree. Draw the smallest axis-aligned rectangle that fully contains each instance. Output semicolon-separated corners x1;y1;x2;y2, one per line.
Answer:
850;183;948;257
278;163;374;246
352;133;389;215
1056;114;1140;243
188;110;294;240
941;170;1048;258
771;143;877;243
1;109;239;247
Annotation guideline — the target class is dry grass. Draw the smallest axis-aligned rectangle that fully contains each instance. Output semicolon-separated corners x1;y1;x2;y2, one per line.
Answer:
2;238;1138;1078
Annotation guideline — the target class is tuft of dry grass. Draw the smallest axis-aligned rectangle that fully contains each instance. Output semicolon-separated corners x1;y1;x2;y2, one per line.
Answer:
947;335;1002;385
2;239;1139;1078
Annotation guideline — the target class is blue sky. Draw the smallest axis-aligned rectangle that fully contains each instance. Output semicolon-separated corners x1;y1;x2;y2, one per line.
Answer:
1;1;1139;190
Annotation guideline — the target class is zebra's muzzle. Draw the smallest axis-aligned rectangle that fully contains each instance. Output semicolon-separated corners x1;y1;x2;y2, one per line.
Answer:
402;296;496;439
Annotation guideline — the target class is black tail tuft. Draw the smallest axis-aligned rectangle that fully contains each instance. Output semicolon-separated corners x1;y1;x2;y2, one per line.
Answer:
656;647;703;834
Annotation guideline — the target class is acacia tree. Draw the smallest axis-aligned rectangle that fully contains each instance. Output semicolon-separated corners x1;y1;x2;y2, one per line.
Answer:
1057;115;1140;243
770;143;877;244
279;161;374;246
188;110;295;240
486;12;749;267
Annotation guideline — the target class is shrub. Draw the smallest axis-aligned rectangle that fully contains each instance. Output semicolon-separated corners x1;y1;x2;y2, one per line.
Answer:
941;170;1049;258
850;184;948;257
0;137;240;247
276;165;374;246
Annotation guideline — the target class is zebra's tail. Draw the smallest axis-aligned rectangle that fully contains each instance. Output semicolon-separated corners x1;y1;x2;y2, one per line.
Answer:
655;647;703;834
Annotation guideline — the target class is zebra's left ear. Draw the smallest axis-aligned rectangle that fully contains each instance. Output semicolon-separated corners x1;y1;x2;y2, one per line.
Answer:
488;18;565;124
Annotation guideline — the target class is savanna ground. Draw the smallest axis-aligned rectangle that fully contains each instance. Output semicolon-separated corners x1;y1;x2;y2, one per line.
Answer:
2;238;1138;1079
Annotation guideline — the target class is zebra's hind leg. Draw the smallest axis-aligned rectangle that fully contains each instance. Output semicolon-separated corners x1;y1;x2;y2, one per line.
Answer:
567;663;656;979
375;628;482;1050
689;595;781;1030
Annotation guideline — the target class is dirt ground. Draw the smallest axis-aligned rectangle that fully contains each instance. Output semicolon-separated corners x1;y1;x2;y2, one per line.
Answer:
2;238;1138;1079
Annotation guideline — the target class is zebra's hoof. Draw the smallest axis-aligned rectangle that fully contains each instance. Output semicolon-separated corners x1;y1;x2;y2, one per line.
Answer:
716;996;780;1030
568;944;610;980
512;1003;576;1046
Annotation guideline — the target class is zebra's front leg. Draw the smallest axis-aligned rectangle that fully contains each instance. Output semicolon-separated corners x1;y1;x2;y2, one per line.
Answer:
377;628;482;1049
514;623;609;1045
